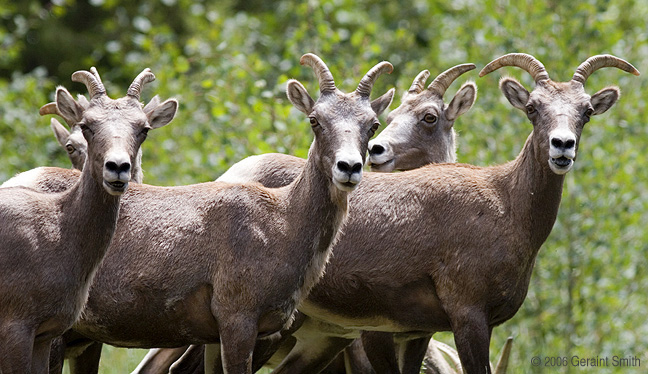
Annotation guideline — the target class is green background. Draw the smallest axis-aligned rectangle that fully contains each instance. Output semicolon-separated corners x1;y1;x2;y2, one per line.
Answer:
0;0;646;373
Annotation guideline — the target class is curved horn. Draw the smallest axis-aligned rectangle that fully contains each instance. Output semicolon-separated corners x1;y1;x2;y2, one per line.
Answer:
71;67;106;98
572;54;640;84
408;70;431;94
479;53;549;83
428;63;476;96
40;102;77;127
90;67;103;85
39;102;58;116
127;68;156;100
356;61;393;98
300;53;336;94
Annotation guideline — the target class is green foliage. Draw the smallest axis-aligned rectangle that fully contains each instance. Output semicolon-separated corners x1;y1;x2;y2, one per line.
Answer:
2;0;647;372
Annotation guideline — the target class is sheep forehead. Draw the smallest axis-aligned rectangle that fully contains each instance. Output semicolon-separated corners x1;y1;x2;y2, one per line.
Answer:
533;81;590;106
314;92;376;124
528;82;594;142
83;97;148;129
388;91;443;123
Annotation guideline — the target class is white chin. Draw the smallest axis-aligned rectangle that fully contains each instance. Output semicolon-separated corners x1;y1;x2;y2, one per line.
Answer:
548;158;573;175
333;179;358;192
370;159;395;172
103;180;128;195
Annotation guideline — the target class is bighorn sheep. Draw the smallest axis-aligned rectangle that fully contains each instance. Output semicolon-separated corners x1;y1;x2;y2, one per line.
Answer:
0;68;177;373
1;91;166;191
1;91;166;374
368;63;476;171
265;53;638;374
43;94;162;183
147;54;638;374
46;53;394;374
136;63;479;374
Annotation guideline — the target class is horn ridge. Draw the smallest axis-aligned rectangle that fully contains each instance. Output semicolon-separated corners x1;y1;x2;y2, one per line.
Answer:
71;67;106;98
479;53;549;83
356;61;393;98
300;53;336;94
428;63;476;96
127;68;156;100
572;54;640;84
408;70;431;94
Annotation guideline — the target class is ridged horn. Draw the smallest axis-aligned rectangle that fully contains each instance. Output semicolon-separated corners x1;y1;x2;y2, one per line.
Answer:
90;67;103;86
127;68;156;100
40;102;79;127
479;53;550;83
408;70;431;94
356;61;393;98
39;102;58;116
428;63;476;96
71;67;106;98
300;53;336;94
572;54;640;84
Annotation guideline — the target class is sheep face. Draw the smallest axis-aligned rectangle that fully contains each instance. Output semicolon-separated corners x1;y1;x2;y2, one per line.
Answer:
500;78;620;175
369;81;476;171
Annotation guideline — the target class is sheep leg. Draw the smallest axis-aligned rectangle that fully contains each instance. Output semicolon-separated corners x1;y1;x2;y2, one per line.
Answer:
451;313;491;374
343;338;376;374
31;339;52;374
170;315;303;374
48;337;65;374
360;331;400;373
399;336;431;374
170;345;205;374
272;335;353;374
69;341;103;374
134;346;192;374
0;322;36;374
216;316;258;374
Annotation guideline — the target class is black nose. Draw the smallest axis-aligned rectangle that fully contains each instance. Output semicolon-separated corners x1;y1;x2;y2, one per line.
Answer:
337;161;362;174
105;161;131;175
369;144;385;156
551;138;575;149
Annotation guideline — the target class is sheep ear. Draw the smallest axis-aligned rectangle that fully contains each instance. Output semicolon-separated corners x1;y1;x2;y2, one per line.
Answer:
499;77;529;111
143;95;162;115
286;79;315;114
371;88;395;116
50;118;70;147
446;82;477;121
590;86;620;115
56;87;85;123
76;94;90;109
147;98;178;129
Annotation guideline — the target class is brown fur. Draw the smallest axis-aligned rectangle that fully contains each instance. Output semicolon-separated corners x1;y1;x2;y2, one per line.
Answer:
135;65;478;374
368;65;477;172
0;69;175;373
44;55;394;374
268;55;634;374
158;55;634;374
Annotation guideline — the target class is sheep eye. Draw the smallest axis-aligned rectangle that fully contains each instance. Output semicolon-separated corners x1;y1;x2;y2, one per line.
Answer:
65;144;76;154
369;122;380;135
80;124;94;135
584;108;594;118
423;114;437;124
309;117;319;127
526;105;536;115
